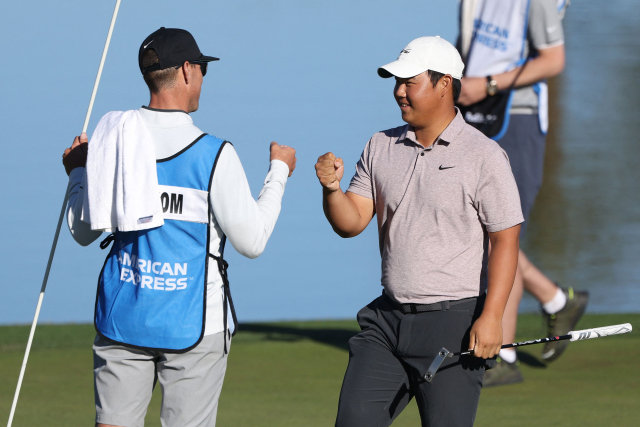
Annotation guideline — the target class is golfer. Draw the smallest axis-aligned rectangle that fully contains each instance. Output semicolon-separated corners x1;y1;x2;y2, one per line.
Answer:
315;36;523;426
62;27;296;427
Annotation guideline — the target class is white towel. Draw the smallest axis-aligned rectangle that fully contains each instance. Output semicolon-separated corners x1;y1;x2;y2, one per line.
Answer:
81;110;164;232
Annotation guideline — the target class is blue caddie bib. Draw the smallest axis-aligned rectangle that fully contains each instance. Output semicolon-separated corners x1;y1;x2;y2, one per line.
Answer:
95;134;231;353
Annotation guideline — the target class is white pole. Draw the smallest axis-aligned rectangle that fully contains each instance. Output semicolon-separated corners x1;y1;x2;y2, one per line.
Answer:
83;0;122;134
6;1;122;425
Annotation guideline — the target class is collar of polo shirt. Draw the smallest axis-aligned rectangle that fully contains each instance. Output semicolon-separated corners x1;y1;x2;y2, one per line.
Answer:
399;108;466;149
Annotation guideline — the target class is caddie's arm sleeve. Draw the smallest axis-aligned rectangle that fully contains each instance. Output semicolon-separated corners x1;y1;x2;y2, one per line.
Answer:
210;144;289;259
529;0;565;49
67;168;103;246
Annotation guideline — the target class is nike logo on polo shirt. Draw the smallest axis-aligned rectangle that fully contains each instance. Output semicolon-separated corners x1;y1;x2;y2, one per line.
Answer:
439;165;455;170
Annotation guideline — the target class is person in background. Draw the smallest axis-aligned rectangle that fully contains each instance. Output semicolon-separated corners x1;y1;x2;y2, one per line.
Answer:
456;0;588;386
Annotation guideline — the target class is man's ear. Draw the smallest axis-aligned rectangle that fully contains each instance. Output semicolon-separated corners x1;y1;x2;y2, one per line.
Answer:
182;62;192;85
440;74;452;98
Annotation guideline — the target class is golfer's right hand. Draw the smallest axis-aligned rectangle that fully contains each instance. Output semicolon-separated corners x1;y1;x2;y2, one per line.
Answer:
315;152;344;192
62;133;89;176
270;141;297;177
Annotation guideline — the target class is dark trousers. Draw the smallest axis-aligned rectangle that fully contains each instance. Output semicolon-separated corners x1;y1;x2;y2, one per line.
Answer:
335;295;490;427
497;114;546;237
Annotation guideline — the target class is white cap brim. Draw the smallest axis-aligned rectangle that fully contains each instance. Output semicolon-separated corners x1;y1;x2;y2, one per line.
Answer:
378;59;427;79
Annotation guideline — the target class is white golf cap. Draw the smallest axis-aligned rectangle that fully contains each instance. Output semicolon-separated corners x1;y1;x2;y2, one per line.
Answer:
378;36;464;80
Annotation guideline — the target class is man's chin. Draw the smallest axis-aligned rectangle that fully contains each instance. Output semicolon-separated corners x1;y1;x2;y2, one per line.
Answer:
400;111;415;125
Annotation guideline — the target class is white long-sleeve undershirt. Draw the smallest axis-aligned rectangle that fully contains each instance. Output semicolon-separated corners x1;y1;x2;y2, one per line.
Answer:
67;107;289;335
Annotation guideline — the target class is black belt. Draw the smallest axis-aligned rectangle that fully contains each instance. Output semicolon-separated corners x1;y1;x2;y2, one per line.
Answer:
383;292;478;314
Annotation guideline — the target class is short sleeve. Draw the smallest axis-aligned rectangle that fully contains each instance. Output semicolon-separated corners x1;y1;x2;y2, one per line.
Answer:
346;139;374;200
474;149;524;232
528;0;565;50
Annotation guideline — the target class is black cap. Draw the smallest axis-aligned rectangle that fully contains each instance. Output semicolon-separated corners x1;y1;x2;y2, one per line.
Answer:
139;27;219;74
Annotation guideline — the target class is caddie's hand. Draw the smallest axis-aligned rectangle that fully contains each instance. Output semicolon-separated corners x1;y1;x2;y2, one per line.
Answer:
270;141;297;177
62;133;89;176
315;152;344;193
468;313;503;359
457;77;487;106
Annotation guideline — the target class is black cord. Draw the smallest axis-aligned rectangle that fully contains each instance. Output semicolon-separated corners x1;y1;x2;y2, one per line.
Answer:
209;238;237;354
99;233;115;249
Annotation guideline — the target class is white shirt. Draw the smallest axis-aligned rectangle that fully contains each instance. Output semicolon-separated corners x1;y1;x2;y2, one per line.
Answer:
67;106;289;335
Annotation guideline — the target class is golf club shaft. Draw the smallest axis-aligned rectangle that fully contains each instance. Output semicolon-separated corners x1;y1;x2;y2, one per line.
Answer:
453;323;633;357
454;334;572;357
7;2;122;425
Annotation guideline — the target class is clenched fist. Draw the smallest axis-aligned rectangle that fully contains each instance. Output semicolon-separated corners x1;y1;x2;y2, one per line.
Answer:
315;152;344;192
270;141;297;177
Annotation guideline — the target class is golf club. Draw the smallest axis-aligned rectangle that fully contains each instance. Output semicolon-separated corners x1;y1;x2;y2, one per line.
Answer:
424;323;632;383
6;1;122;425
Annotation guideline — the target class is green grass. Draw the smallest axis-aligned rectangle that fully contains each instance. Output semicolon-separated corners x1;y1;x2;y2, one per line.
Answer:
1;314;638;426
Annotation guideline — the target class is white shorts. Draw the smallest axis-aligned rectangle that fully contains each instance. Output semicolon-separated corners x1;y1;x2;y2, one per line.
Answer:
93;332;229;427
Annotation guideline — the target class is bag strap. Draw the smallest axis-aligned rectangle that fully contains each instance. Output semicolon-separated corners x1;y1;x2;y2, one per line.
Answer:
505;59;529;92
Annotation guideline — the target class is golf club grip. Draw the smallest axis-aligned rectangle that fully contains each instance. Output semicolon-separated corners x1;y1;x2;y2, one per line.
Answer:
569;323;632;341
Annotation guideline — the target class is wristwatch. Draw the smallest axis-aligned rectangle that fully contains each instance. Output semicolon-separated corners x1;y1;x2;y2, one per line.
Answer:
486;76;498;96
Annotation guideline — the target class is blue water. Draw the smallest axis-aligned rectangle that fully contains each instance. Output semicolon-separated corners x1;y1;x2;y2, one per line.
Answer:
520;0;640;313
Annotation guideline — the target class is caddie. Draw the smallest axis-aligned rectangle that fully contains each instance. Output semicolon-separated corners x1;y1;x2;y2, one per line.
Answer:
315;36;523;426
456;0;588;385
62;27;296;427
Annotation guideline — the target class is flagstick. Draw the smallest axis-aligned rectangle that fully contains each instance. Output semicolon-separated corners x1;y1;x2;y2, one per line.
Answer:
6;1;122;425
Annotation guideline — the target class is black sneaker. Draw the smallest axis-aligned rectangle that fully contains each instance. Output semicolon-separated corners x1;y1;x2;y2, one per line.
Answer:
541;287;589;362
483;357;524;388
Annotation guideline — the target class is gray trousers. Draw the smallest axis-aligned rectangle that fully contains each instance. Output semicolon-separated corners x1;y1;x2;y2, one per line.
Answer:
93;332;229;427
335;295;490;427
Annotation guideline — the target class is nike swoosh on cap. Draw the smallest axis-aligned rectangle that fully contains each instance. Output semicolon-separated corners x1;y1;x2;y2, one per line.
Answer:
144;40;153;49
